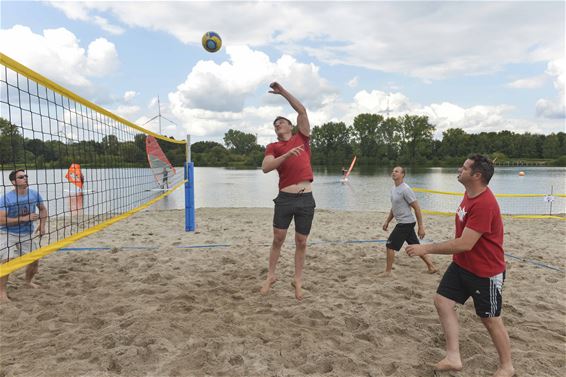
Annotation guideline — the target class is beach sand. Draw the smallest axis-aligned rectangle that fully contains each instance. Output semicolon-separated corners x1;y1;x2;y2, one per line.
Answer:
1;208;564;377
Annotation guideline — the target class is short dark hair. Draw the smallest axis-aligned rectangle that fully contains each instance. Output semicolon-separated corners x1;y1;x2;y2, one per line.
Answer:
468;154;494;185
9;169;25;182
273;116;292;126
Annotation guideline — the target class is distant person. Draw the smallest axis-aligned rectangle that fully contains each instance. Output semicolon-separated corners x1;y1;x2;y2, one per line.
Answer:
341;166;347;176
406;154;514;377
260;81;315;301
0;170;48;302
380;166;437;276
162;168;169;189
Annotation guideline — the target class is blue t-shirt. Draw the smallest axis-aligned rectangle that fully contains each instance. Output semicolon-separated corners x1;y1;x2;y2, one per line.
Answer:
0;189;44;234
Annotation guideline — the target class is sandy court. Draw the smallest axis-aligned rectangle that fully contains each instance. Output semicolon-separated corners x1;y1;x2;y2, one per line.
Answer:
0;208;564;377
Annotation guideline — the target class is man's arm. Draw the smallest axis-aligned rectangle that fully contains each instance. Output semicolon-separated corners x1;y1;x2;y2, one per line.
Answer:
409;200;425;239
406;227;483;256
262;145;305;173
382;209;394;231
37;203;47;235
0;209;39;226
269;82;310;136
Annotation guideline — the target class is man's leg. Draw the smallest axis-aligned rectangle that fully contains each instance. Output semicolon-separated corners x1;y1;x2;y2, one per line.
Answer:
434;293;463;371
0;274;10;302
260;227;287;295
420;254;438;273
481;317;515;377
25;261;40;288
379;248;396;277
293;232;308;300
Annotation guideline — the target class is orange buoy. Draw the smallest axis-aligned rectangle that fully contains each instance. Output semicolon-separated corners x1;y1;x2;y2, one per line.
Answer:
518;171;525;176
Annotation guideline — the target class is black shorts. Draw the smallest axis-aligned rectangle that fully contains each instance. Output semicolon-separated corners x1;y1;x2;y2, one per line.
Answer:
273;191;316;235
386;222;419;251
437;262;505;318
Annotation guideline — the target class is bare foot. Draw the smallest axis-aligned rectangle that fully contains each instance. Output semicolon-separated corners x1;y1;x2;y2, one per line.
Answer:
292;280;304;301
25;282;40;289
0;294;11;303
435;357;462;371
260;276;277;295
428;267;439;274
493;366;515;377
378;271;394;278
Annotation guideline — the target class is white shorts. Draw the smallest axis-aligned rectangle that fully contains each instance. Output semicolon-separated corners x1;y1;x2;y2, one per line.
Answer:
0;232;40;262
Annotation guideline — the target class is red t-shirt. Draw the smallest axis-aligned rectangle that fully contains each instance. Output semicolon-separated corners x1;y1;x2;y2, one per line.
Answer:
453;187;505;277
264;132;314;191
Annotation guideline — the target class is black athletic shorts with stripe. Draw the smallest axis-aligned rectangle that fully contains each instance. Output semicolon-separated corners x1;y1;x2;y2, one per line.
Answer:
272;191;316;235
437;262;505;318
386;222;420;251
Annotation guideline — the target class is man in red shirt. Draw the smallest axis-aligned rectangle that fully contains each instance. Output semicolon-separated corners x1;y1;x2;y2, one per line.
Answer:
260;82;315;301
406;154;514;377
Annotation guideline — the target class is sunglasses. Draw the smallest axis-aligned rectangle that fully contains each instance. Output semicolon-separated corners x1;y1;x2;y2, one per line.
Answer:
16;175;28;179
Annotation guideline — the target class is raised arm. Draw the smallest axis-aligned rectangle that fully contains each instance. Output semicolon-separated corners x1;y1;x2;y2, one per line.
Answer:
269;82;310;136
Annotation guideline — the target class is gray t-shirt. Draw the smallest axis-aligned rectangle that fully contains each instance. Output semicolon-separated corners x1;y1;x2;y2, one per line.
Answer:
390;182;417;224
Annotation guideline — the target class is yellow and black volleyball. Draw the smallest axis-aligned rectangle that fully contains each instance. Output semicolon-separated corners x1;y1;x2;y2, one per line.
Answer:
202;31;222;53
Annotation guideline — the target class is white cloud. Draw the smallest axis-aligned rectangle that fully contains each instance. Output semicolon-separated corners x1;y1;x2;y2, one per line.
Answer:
347;76;358;88
123;91;138;102
0;25;119;89
48;2;564;80
167;46;335;139
49;2;124;35
507;75;547;89
113;104;141;119
536;58;565;119
93;16;125;35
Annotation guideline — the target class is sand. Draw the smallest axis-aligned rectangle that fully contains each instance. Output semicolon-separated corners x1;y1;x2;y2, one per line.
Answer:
0;208;565;377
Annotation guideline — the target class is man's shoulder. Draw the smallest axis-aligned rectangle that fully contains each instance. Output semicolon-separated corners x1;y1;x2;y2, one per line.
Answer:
0;190;15;207
1;190;16;200
398;182;414;193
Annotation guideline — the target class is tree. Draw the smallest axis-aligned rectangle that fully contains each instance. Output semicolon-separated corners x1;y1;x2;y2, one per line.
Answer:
440;128;470;157
398;115;435;163
543;133;560;158
0;117;25;164
102;134;119;154
310;122;352;165
378;117;401;161
223;129;257;154
192;141;225;154
351;114;383;160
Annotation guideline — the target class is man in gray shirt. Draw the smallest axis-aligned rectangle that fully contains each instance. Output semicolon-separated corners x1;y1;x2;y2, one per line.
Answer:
380;166;437;276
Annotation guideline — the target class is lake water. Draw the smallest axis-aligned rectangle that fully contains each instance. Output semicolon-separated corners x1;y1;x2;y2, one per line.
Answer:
154;166;566;215
2;166;565;216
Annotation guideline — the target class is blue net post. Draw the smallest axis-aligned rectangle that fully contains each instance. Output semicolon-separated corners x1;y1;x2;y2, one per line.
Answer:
185;161;195;231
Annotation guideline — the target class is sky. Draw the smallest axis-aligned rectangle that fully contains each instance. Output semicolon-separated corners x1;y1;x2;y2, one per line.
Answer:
0;1;564;146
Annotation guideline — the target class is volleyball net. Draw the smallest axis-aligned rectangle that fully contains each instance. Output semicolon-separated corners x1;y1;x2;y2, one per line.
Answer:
414;188;566;219
0;53;187;276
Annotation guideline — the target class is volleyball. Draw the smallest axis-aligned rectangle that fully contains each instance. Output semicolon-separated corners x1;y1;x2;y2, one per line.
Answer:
202;31;222;53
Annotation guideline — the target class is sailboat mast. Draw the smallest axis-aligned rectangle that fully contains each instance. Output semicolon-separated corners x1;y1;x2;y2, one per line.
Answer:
158;96;162;135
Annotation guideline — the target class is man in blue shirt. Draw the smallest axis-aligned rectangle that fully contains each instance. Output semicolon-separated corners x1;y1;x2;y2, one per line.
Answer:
0;170;48;303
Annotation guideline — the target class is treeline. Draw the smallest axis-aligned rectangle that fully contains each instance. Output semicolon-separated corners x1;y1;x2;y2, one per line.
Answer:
2;115;565;170
192;114;566;167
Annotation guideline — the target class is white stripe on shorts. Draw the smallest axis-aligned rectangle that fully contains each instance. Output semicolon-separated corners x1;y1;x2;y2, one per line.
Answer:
489;272;504;316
